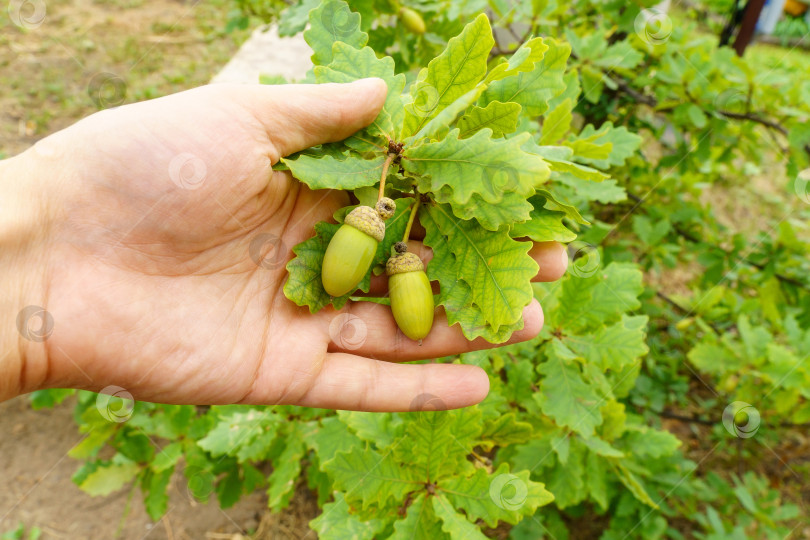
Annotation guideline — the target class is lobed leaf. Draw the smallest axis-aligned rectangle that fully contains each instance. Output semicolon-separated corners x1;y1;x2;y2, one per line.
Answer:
304;0;367;66
422;203;538;333
402;14;494;137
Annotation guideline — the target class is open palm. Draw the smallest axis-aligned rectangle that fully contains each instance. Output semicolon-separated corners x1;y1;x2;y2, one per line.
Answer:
25;79;566;411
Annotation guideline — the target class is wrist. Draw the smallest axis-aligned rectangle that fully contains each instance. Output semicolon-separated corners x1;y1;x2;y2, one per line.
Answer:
0;148;54;401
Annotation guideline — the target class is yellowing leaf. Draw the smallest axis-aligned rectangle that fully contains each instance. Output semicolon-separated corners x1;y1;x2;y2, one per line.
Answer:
402;14;494;137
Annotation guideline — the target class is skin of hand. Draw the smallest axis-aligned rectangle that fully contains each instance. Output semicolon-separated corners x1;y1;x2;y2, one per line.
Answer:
0;78;568;411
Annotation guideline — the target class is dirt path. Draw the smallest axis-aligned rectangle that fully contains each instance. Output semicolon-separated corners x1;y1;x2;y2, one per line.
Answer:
0;396;274;539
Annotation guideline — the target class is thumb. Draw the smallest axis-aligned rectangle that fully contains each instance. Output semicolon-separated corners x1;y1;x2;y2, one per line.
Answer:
239;78;388;162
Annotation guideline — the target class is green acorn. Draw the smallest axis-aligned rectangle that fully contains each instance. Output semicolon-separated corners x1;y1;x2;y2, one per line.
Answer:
321;198;396;297
387;242;434;342
398;6;426;34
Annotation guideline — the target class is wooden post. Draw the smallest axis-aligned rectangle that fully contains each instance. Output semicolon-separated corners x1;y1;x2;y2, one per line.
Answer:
733;0;767;56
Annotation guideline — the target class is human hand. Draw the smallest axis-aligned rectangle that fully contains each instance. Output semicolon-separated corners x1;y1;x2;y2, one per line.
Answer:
2;79;568;410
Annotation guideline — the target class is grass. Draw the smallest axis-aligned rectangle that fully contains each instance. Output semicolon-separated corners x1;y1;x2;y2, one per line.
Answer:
0;0;251;157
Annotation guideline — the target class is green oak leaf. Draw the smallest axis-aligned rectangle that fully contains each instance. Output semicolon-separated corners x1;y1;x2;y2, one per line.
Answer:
267;429;306;511
481;37;570;117
569;122;642;168
432;495;489;540
540;98;573;145
544;438;588;508
614;462;659;509
586;452;609;511
151;442;182;472
197;409;280;462
281;151;386;191
510;199;577;243
480;413;534;450
393;494;448;540
322;446;421;509
315;41;406;137
410;85;487;143
336;410;403;450
424;253;525;343
440;188;533;232
143;467;172;521
565;315;649;372
457;101;522;138
554;263;644;333
78;457;139;496
484;37;549;83
309;492;387;540
402;14;494;137
304;0;367;66
303;416;360;458
403;130;549;205
277;0;320;37
422;203;538;331
621;425;682;459
441;464;554;528
556;175;627;204
535;340;603;437
535;190;588;224
394;407;482;482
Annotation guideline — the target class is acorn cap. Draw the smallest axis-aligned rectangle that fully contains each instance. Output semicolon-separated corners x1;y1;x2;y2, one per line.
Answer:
345;206;385;242
375;197;396;220
386;252;424;275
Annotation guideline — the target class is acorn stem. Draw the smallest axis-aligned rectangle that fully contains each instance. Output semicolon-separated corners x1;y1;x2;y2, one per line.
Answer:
402;197;420;243
378;153;396;201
